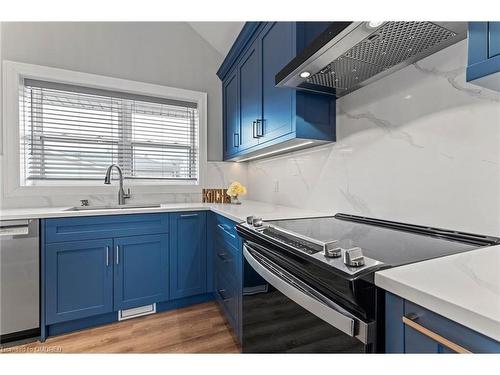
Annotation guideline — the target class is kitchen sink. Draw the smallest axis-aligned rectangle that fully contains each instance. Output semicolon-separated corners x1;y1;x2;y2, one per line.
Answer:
65;204;161;211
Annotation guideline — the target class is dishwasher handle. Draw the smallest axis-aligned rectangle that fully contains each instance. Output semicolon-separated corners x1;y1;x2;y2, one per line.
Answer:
243;244;373;344
0;220;31;237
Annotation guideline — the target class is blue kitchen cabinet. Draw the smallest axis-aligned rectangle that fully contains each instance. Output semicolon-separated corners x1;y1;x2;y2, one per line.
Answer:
218;22;336;161
489;22;500;58
385;292;500;353
45;213;169;243
113;234;169;310
260;22;294;143
169;212;208;299
238;41;261;151
45;239;114;324
43;213;170;334
467;22;500;91
211;213;243;343
223;68;240;157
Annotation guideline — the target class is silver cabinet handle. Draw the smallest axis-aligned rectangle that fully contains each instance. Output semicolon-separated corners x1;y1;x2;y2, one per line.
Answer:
256;119;264;137
402;316;472;353
106;246;110;266
116;245;119;265
180;213;199;218
233;133;239;147
217;224;236;239
243;244;372;344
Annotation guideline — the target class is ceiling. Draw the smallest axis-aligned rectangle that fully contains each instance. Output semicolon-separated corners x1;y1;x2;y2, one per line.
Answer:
188;22;245;57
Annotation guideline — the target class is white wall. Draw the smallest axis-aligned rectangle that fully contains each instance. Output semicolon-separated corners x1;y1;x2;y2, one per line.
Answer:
0;22;247;208
247;40;500;236
0;22;225;160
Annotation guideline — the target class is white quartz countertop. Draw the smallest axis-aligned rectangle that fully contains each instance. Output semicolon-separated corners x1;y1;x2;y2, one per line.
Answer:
0;200;332;223
375;245;500;342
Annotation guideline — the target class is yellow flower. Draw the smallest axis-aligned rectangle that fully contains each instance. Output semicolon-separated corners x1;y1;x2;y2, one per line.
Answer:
227;181;247;197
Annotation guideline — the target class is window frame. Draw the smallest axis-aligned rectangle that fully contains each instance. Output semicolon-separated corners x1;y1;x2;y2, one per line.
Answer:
2;60;207;198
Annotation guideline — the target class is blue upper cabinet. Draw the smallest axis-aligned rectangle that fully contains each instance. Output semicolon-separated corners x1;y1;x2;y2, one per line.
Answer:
218;22;336;161
113;234;169;311
45;239;114;324
169;212;208;300
260;22;294;143
223;69;240;157
239;42;262;151
467;22;500;91
489;22;500;58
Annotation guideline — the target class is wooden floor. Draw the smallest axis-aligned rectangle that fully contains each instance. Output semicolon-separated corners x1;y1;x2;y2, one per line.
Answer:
2;302;240;354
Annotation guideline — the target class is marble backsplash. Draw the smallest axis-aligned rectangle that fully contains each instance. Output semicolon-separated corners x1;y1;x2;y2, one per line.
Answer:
246;40;500;236
0;161;248;209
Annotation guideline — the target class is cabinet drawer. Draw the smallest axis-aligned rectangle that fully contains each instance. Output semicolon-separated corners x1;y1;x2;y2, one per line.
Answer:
215;270;238;328
214;214;240;249
45;213;169;243
214;237;241;282
404;301;500;353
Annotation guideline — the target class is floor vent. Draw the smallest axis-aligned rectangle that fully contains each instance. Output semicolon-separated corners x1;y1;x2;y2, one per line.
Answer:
118;304;156;321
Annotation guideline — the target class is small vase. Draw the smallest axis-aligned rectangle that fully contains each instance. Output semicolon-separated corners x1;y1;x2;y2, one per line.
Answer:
231;195;241;205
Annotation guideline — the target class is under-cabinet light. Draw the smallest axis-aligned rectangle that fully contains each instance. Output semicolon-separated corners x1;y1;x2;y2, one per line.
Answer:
236;141;314;162
366;21;384;29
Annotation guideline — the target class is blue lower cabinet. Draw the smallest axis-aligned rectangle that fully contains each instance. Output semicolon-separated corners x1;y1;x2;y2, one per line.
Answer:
113;234;169;310
385;292;500;353
212;213;243;343
169;212;208;299
45;239;114;324
215;270;238;329
42;211;217;339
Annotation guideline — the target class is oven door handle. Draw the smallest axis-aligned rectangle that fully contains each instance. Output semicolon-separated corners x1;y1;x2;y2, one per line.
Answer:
243;244;372;344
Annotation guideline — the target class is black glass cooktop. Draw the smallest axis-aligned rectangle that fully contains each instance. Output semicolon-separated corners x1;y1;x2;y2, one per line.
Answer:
264;214;497;266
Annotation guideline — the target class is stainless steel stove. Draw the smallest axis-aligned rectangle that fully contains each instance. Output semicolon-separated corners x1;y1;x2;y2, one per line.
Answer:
236;213;498;353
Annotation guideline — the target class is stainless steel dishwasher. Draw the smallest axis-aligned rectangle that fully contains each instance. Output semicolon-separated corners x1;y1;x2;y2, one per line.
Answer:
0;219;40;345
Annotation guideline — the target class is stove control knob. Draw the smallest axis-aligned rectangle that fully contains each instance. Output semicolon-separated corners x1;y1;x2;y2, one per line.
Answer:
343;247;365;267
323;241;341;258
246;216;255;225
252;217;263;227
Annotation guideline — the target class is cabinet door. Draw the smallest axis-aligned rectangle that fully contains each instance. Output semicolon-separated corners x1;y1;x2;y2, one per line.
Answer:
45;239;113;324
239;41;261;150
489;22;500;58
169;212;207;299
260;22;294;143
113;234;169;310
223;69;240;157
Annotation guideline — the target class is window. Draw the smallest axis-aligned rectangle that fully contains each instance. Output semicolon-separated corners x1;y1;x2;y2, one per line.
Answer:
19;79;199;185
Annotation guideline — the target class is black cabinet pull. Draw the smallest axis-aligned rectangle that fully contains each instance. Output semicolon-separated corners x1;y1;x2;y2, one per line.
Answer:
217;289;231;302
217;252;231;262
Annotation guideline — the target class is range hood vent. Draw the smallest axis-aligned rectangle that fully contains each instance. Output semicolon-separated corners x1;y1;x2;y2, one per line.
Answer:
276;22;467;97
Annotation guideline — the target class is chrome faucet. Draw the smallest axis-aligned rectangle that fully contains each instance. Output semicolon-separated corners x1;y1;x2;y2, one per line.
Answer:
104;164;131;205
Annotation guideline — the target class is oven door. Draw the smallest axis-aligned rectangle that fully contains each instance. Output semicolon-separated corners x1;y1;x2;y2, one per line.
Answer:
242;242;375;353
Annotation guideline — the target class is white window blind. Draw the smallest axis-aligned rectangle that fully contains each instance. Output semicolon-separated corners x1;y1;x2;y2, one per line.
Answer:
20;79;199;185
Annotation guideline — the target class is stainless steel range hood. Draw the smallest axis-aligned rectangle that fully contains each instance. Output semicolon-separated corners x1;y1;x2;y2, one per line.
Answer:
276;22;467;97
